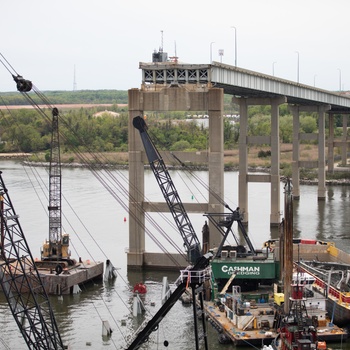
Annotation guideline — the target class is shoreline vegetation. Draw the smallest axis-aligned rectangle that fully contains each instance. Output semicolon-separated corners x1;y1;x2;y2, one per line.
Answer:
1;146;349;186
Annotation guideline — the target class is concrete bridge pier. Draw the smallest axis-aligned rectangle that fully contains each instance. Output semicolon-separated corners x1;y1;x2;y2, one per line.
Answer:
290;105;330;200
127;86;224;268
340;115;349;167
328;113;349;172
234;96;286;227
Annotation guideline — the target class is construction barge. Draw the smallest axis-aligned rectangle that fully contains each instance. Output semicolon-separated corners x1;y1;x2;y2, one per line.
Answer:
0;256;104;295
203;284;347;347
203;238;349;346
204;287;278;346
36;259;104;295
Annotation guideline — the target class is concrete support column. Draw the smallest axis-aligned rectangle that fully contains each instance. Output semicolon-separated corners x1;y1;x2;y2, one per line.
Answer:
290;106;300;199
237;98;249;224
127;89;145;267
127;86;225;268
328;114;334;173
270;99;281;225
318;107;327;200
342;115;348;166
208;89;224;248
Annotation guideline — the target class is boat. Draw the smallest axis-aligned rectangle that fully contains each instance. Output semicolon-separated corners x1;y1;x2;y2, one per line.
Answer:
206;209;279;293
264;235;350;328
204;285;279;346
297;256;350;327
205;179;348;346
278;282;328;350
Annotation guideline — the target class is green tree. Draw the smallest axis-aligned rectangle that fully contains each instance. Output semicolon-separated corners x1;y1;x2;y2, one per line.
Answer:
300;115;317;133
279;115;293;143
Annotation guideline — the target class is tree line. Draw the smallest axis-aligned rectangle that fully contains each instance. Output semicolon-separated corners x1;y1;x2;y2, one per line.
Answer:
0;90;348;155
0;90;128;106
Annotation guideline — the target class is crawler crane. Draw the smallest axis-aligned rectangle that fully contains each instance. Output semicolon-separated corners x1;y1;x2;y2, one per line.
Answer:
0;171;65;349
38;107;74;273
127;116;212;350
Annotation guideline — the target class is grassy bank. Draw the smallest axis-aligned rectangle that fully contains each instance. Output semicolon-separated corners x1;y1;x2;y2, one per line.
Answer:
21;143;350;182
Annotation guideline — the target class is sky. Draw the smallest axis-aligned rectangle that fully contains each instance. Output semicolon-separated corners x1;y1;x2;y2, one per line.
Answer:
0;0;349;93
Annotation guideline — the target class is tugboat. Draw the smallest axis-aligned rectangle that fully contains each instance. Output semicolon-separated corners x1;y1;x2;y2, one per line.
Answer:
278;282;327;350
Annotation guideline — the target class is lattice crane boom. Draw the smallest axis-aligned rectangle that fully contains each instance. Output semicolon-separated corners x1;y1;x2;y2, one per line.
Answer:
133;116;201;264
0;172;65;349
48;107;62;250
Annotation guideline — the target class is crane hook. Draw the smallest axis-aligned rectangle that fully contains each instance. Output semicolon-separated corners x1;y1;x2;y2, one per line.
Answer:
12;74;32;92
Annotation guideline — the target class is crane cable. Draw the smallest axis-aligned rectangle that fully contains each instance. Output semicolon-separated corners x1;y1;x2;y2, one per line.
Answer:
0;50;223;255
0;63;191;344
0;104;132;346
0;53;191;262
147;123;238;211
0;68;187;265
0;54;220;344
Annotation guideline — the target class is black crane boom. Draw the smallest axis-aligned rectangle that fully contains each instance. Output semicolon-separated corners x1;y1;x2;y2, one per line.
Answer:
130;116;212;350
133;116;201;264
48;108;62;252
0;172;65;350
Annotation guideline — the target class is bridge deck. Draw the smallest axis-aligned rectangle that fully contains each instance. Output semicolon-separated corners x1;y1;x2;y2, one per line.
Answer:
140;61;350;112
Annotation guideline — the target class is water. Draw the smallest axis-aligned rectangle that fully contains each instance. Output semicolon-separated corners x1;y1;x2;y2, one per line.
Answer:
0;160;349;349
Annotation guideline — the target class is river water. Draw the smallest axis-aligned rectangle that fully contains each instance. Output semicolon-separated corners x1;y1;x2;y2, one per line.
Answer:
0;160;349;350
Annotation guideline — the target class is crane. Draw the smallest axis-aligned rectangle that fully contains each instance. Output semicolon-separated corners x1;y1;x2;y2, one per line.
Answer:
39;107;73;271
0;171;66;349
11;73;75;274
127;116;213;350
132;116;202;265
203;207;257;258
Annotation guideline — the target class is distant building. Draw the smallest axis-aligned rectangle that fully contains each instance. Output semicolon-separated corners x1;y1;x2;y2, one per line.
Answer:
93;110;120;118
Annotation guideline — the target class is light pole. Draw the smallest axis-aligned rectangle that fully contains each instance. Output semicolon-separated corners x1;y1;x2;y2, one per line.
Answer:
210;42;215;63
338;68;342;92
272;61;276;76
219;49;224;63
295;51;299;83
314;74;317;87
231;26;237;67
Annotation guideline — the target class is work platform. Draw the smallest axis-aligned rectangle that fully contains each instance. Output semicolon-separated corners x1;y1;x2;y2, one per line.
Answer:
38;259;104;295
0;258;104;295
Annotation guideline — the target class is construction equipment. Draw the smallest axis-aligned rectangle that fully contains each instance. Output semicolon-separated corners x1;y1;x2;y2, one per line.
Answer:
0;171;65;349
39;107;74;272
132;116;201;265
203;207;257;258
127;116;213;350
10;74;73;271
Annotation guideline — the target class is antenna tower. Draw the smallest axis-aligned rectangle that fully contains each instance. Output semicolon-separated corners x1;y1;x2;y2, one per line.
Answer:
169;40;178;63
73;65;77;92
160;30;163;52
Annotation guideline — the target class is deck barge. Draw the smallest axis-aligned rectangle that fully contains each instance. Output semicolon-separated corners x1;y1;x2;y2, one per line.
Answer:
38;259;104;295
203;286;347;347
204;298;278;346
1;258;104;295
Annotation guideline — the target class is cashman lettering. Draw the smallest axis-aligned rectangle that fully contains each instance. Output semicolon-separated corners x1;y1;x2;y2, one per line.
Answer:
222;265;260;276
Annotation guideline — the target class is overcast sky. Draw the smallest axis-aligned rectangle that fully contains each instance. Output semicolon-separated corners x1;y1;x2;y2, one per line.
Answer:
0;0;348;93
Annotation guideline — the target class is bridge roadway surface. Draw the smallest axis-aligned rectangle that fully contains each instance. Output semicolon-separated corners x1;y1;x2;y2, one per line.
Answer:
141;60;350;113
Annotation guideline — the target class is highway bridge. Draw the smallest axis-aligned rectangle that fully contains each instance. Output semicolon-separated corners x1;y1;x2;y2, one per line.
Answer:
127;61;350;268
141;61;350;112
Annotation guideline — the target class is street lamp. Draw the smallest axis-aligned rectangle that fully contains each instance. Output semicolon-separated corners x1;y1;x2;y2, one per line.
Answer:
272;61;276;76
210;42;215;63
338;68;342;92
231;26;237;67
218;49;224;63
314;74;317;87
295;51;299;83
